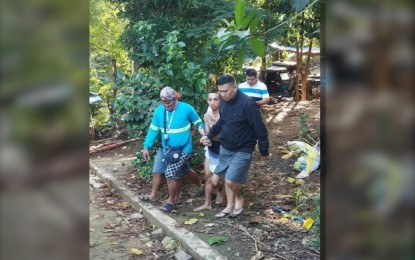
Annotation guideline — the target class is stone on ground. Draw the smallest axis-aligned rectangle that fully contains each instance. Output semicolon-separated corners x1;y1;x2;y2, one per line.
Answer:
161;236;177;250
174;249;193;260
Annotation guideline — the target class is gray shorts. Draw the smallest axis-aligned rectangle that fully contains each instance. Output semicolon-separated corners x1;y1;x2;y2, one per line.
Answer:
214;146;253;183
152;148;189;178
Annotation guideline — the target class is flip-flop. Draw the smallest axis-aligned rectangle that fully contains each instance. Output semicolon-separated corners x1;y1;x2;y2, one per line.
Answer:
160;202;176;213
215;211;231;218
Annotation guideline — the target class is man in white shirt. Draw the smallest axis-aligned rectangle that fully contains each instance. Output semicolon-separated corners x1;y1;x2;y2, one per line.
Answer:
238;68;270;107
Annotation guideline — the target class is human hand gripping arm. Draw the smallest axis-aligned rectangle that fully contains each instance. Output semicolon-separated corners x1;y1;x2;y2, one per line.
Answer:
205;116;222;141
200;114;212;146
199;114;209;145
188;107;210;145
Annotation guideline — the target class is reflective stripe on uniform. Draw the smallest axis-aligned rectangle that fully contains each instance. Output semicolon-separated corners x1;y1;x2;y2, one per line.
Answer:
150;124;159;131
161;123;191;134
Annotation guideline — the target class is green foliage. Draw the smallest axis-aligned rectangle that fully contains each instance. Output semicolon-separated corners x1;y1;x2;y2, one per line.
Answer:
114;73;161;137
132;147;157;183
214;0;320;70
299;112;310;138
247;37;266;57
90;102;109;126
90;0;130;127
208;235;229;245
189;142;205;168
113;0;236;77
213;0;266;69
305;194;320;251
235;0;246;27
291;0;310;12
292;187;307;209
115;29;209;176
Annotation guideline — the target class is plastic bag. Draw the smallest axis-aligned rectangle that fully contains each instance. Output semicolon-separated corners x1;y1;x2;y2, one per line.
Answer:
287;141;320;178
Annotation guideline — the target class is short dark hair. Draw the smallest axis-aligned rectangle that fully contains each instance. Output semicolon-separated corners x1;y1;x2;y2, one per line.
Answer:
245;68;257;77
209;89;220;95
217;74;236;86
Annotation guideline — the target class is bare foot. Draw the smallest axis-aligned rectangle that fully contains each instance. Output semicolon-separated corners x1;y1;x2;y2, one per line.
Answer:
234;198;244;210
194;203;212;211
215;194;225;204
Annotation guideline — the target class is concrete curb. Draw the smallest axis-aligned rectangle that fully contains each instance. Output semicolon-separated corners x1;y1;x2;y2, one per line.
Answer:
90;162;226;260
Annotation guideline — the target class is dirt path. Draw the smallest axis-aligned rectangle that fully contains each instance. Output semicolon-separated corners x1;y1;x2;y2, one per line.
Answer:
90;171;194;259
90;98;321;259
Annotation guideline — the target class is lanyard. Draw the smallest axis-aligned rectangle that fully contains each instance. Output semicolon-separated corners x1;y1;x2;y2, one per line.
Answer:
165;109;175;133
163;103;178;142
163;103;190;151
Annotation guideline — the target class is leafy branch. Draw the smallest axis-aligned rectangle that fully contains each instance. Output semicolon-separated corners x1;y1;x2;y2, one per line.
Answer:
264;0;319;35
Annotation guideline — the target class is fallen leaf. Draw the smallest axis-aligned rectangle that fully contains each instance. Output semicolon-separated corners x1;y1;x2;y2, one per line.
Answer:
275;194;293;199
250;216;263;224
208;235;229;245
121;202;130;208
280;217;289;223
130;248;143;255
205;223;216;227
109;240;118;247
303;218;314;229
287;177;295;183
295;179;305;185
199;212;204;217
282;153;293;159
184;218;198;225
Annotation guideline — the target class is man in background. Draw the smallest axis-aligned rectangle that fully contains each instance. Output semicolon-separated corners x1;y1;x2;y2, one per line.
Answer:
238;68;270;107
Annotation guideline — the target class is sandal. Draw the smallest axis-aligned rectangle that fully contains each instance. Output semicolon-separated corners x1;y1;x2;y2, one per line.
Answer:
215;211;231;219
160;202;176;213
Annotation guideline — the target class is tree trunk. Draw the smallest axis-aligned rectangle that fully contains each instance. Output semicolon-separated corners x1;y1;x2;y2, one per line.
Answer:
131;60;137;74
301;38;314;101
111;58;118;129
294;41;301;101
260;56;266;82
294;12;305;101
295;37;305;101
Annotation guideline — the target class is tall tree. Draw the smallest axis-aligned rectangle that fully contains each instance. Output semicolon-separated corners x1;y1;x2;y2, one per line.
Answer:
90;0;130;126
111;0;235;77
281;0;320;100
214;0;320;99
